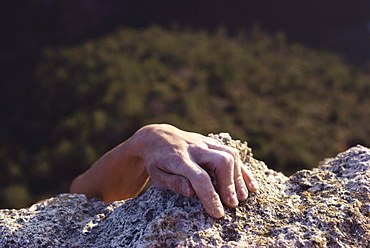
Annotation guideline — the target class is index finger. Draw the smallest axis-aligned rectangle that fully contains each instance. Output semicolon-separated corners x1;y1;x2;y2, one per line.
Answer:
176;159;225;218
152;152;226;218
188;168;225;218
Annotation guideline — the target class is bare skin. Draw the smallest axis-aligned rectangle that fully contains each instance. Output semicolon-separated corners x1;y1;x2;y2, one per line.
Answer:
70;124;258;218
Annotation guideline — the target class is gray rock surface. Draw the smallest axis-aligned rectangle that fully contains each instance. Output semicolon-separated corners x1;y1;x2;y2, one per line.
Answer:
0;133;369;247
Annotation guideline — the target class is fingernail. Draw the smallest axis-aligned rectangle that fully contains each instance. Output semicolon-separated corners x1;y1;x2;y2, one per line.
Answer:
213;205;225;218
228;195;239;207
249;181;258;192
238;187;248;201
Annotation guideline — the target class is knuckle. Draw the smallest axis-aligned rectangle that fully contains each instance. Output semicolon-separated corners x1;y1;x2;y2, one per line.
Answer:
193;170;210;182
228;147;240;160
220;183;235;193
234;176;247;189
163;151;186;165
206;193;220;203
218;153;235;167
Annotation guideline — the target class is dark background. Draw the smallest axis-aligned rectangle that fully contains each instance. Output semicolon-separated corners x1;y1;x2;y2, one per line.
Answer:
2;0;370;141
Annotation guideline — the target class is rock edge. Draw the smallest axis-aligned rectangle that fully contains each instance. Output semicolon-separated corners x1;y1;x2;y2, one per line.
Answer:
0;134;369;247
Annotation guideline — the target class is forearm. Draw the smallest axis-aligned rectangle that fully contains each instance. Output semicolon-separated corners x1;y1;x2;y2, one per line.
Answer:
70;128;150;202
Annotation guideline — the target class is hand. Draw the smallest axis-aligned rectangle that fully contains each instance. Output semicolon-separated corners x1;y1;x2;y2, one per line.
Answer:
70;124;258;219
136;124;258;218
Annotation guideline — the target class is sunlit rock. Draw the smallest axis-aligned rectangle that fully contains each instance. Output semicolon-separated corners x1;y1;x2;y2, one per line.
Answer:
0;134;369;247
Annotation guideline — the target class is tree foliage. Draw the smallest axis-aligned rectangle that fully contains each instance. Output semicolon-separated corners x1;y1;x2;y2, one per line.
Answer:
1;26;369;208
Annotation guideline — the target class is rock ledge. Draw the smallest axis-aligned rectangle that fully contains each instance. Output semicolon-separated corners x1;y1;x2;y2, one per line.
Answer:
0;134;369;247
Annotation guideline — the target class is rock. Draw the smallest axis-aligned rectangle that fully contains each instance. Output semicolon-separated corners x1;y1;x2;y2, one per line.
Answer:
0;134;369;247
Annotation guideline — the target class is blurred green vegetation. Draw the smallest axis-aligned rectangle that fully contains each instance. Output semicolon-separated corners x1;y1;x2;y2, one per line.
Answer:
1;26;369;208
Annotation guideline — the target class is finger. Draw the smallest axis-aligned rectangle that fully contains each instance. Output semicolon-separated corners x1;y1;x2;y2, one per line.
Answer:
166;158;225;218
186;169;225;218
194;149;239;208
146;151;225;218
148;167;195;197
241;165;258;192
203;142;251;200
234;159;249;201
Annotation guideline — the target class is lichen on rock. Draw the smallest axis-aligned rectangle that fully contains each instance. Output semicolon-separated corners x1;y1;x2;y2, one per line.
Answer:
0;134;369;247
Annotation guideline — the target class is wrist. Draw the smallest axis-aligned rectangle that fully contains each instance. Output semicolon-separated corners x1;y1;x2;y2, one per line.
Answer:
131;124;171;157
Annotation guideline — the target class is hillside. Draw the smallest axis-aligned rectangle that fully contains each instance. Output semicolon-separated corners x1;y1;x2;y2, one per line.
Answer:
1;27;369;208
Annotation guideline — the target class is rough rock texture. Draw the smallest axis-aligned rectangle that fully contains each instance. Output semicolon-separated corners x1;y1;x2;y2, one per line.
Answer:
0;133;369;247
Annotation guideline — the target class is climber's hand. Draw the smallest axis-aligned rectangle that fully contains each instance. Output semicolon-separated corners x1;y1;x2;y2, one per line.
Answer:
70;123;258;219
137;124;258;218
